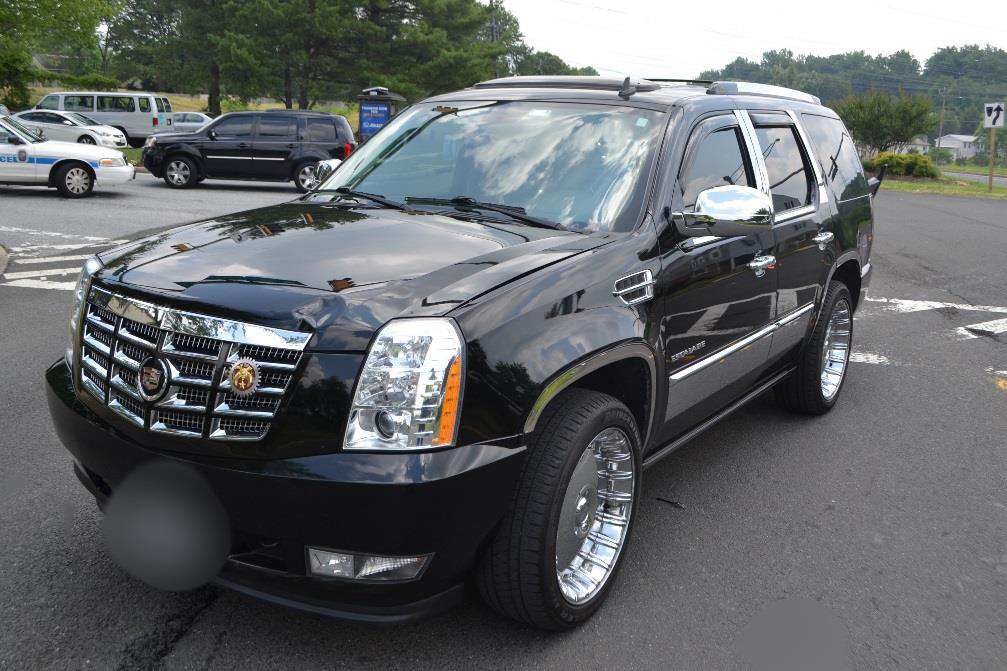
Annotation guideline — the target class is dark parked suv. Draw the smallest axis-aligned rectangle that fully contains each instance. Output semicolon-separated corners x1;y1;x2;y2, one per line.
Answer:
48;76;874;630
142;109;356;191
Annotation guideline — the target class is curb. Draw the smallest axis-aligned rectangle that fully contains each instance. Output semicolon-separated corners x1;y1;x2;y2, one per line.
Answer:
0;243;8;276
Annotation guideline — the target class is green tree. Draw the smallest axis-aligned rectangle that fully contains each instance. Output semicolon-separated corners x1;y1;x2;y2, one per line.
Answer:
834;91;935;154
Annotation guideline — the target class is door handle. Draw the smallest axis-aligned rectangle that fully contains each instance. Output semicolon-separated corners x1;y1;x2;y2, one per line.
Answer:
747;255;776;278
286;143;296;148
237;142;249;149
812;231;834;250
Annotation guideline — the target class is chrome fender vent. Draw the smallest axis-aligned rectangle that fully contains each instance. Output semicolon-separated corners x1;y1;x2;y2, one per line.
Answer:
613;270;655;306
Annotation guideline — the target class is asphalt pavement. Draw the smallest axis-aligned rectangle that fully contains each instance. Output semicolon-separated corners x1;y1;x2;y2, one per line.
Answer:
1;186;1006;670
942;169;1007;188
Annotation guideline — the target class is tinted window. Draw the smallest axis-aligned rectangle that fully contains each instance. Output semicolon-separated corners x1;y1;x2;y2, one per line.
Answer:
98;96;136;112
258;115;296;138
64;95;94;112
754;125;812;212
680;126;755;209
800;114;869;202
155;98;164;112
38;95;60;110
21;112;45;122
212;116;252;137
42;112;66;124
138;97;151;112
305;117;336;142
162;98;172;112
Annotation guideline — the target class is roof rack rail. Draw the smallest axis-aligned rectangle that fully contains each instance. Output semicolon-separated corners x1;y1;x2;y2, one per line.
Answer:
707;81;821;105
472;75;661;94
646;78;714;86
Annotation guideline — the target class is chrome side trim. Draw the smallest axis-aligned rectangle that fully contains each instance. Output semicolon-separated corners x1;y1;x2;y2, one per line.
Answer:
671;323;776;382
786;110;829;205
612;270;655;306
861;262;871;278
774;204;816;224
777;302;814;326
523;342;658;447
735;110;770;195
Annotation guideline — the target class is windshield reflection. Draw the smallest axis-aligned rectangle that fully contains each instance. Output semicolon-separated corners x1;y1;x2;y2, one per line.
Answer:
319;101;665;233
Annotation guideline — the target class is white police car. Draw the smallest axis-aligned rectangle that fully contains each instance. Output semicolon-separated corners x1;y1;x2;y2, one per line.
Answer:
0;114;134;198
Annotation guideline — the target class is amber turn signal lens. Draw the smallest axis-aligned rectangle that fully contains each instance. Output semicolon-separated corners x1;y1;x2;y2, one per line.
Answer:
433;357;462;446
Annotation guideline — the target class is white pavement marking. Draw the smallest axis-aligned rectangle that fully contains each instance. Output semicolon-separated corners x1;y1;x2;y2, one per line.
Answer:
0;279;76;291
866;296;1007;315
849;352;891;365
0;226;114;242
954;317;1007;341
10;241;127;253
13;254;95;265
3;267;81;280
985;367;1007;377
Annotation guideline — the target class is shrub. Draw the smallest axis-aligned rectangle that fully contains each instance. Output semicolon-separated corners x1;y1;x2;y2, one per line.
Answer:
867;151;939;179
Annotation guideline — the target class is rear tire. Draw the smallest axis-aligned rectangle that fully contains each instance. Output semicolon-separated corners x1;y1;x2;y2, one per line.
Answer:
163;156;197;188
54;162;94;198
774;280;853;415
293;161;319;192
476;388;641;630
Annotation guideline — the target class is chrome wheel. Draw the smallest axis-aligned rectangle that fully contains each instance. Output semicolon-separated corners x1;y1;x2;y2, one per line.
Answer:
555;426;634;605
297;163;318;190
78;135;96;144
166;160;191;186
65;167;91;195
820;298;851;400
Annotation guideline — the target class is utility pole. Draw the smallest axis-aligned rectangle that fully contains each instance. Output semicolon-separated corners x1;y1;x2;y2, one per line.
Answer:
935;88;946;164
489;0;500;78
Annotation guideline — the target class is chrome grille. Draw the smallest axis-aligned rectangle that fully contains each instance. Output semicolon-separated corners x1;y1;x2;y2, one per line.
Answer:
77;286;311;441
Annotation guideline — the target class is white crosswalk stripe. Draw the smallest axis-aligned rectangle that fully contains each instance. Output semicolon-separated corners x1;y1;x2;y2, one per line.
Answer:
1;242;116;291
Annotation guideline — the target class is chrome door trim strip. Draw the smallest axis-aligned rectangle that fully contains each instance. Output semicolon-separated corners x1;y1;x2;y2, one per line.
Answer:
204;155;247;160
669;302;815;383
252;157;285;161
735;110;770;195
786;109;829;205
774;204;816;224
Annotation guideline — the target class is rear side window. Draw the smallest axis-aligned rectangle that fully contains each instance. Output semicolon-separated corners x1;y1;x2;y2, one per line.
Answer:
64;95;94;112
258;115;296;138
305;117;337;142
162;98;172;113
680;125;755;209
213;116;253;137
38;95;60;110
753;125;812;212
98;96;136;112
155;98;164;112
139;97;151;113
800;114;868;201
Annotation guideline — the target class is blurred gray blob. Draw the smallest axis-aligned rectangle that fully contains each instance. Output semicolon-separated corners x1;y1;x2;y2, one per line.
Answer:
736;597;853;671
103;461;230;591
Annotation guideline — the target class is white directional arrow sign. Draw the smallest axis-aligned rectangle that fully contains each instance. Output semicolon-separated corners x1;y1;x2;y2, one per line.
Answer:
985;102;1005;128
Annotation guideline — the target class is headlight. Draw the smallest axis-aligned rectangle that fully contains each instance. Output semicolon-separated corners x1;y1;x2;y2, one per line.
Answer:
97;131;111;137
344;318;464;451
66;256;103;367
99;157;124;167
143;135;157;149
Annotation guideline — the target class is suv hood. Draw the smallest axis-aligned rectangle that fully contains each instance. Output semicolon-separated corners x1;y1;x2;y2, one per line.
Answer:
95;203;611;350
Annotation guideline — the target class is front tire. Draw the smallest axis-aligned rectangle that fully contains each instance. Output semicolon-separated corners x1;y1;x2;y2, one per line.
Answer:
163;156;197;188
54;163;94;198
477;388;641;630
775;280;853;415
77;135;96;145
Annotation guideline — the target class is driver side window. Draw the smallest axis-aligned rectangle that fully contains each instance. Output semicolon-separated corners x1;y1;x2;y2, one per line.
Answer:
679;120;755;210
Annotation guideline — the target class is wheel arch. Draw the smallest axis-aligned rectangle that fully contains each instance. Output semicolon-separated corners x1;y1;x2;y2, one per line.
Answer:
48;159;95;187
522;342;657;449
823;250;862;313
163;148;204;177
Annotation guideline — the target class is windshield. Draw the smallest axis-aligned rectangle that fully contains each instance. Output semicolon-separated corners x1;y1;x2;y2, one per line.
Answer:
317;101;666;233
68;112;99;126
2;116;44;143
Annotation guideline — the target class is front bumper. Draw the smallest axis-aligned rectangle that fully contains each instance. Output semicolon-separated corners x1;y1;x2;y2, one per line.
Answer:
46;360;525;622
97;163;135;185
141;148;163;177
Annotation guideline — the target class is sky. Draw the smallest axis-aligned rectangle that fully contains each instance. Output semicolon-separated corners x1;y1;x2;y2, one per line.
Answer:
503;0;1007;79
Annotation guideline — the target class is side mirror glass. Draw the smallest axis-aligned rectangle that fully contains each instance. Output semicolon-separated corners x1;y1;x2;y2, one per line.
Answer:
674;185;773;238
7;136;22;145
312;158;342;188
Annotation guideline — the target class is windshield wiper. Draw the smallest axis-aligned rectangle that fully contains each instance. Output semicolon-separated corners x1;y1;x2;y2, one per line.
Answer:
312;187;415;212
405;196;569;231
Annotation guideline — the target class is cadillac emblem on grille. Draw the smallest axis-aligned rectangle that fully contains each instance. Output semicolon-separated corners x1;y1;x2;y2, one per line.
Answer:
229;358;259;397
137;357;169;402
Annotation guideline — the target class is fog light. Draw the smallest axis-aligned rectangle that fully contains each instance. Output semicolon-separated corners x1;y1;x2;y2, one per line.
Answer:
307;547;430;581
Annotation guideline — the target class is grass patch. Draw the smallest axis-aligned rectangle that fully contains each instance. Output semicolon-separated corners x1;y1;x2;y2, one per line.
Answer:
880;176;1007;199
122;147;143;165
937;163;1007;177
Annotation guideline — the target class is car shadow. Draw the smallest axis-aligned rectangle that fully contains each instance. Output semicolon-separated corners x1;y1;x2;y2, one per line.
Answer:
0;186;131;200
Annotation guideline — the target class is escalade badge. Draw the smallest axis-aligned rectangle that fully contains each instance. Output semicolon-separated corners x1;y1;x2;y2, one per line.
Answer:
137;357;169;402
229;359;259;397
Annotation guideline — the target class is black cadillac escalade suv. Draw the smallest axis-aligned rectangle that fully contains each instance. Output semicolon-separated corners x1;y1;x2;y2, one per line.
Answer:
142;109;357;192
47;76;874;630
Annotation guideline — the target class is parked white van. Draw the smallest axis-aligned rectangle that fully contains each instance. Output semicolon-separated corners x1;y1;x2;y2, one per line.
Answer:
35;92;174;146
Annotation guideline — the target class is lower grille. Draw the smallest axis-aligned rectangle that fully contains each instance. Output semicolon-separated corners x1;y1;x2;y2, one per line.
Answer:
77;287;311;441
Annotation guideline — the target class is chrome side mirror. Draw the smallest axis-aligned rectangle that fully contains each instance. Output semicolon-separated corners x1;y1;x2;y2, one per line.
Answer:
674;185;773;238
312;158;342;188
